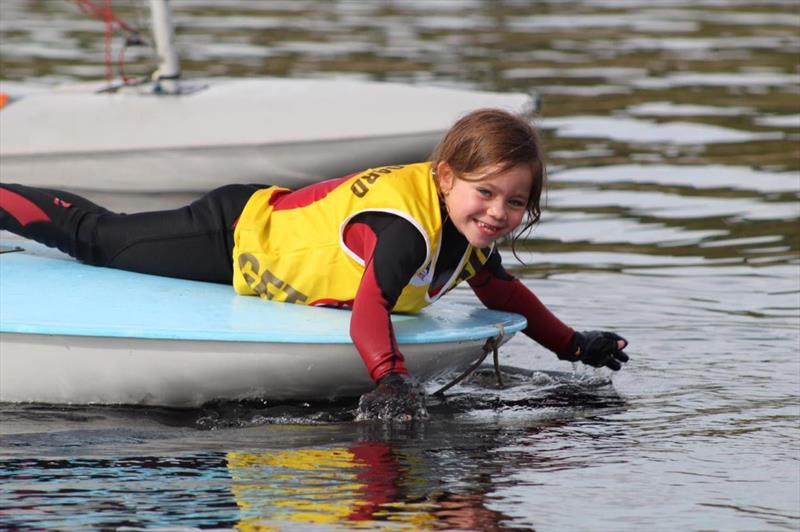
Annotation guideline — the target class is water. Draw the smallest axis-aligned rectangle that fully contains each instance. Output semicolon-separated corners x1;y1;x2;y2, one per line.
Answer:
1;0;798;530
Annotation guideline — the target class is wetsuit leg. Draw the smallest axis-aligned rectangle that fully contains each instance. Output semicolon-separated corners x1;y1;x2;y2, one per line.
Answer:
0;183;263;283
0;184;112;258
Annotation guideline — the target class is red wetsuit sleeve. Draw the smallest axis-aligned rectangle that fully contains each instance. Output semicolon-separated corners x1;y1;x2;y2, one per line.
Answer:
468;259;575;356
350;252;409;381
345;216;426;382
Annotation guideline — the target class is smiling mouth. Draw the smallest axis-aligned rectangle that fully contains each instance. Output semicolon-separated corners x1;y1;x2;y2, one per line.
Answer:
476;219;503;234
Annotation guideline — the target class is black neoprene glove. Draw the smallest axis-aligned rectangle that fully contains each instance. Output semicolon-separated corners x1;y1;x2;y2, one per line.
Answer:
356;373;429;421
559;331;630;371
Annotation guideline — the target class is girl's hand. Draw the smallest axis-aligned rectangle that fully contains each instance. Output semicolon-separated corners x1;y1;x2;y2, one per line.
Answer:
356;373;429;421
560;331;630;371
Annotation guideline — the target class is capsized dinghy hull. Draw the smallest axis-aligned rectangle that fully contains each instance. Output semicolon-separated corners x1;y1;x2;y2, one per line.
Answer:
0;238;526;407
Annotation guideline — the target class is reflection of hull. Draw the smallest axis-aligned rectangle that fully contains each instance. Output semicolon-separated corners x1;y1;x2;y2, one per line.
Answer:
0;239;526;407
0;78;536;192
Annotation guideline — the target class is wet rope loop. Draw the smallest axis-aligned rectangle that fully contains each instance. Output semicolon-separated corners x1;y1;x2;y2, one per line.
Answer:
433;326;505;396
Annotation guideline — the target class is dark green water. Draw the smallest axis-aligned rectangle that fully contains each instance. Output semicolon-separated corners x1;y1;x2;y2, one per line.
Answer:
1;1;798;530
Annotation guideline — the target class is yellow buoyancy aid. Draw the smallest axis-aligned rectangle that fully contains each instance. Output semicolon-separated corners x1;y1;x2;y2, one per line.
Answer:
232;162;492;313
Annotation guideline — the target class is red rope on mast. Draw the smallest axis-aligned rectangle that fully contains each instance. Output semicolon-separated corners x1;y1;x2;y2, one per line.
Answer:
71;0;143;85
103;0;113;83
72;0;139;34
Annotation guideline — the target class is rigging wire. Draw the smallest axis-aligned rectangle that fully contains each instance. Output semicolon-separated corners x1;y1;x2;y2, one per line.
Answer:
71;0;148;86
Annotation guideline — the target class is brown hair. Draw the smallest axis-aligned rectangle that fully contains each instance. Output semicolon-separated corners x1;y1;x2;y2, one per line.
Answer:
431;108;547;252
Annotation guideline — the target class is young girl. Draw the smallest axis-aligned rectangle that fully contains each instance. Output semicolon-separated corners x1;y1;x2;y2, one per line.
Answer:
0;108;628;420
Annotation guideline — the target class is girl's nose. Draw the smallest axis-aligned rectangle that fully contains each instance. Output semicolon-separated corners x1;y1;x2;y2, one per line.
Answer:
487;201;506;221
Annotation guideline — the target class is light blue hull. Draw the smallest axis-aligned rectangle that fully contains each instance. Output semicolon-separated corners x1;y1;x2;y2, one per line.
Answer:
0;238;526;406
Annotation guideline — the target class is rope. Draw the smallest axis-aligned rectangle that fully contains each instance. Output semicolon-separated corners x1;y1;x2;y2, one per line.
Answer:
103;0;113;84
73;0;140;34
493;339;504;388
71;0;145;86
433;329;506;396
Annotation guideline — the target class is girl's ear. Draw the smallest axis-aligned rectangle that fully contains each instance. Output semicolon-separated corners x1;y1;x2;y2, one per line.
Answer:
436;162;454;194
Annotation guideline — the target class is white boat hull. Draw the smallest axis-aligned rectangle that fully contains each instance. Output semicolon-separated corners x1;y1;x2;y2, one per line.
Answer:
0;332;506;407
0;78;536;191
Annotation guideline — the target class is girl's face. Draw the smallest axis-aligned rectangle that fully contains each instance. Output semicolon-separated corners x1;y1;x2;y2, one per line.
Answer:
437;161;533;248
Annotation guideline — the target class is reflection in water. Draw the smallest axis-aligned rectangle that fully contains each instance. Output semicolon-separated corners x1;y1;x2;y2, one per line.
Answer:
0;372;624;530
227;447;369;528
2;443;525;530
0;453;237;529
226;440;533;531
228;445;443;529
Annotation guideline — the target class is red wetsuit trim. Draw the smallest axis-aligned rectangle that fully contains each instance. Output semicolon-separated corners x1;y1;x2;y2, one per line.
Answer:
468;269;574;356
346;221;409;381
0;188;51;226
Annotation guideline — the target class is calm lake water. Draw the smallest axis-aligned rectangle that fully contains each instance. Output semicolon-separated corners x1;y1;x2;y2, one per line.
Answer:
1;0;799;530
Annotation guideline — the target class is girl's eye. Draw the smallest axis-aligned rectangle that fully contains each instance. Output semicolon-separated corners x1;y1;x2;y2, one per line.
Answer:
509;199;526;208
477;188;492;197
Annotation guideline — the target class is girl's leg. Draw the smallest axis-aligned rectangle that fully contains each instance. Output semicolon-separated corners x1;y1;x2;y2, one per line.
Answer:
0;183;262;283
0;184;111;258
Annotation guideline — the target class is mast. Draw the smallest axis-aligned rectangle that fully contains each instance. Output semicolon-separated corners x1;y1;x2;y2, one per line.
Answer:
149;0;181;93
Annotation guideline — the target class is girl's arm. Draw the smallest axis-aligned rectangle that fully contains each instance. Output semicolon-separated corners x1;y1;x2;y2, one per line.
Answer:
467;251;575;356
468;252;629;370
345;213;427;381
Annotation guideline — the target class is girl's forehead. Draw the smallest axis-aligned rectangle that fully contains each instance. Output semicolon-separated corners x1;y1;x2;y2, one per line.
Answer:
462;162;533;185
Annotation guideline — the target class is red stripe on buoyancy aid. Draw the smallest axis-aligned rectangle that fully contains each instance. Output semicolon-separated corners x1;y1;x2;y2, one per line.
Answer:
271;174;356;211
309;298;354;308
0;188;51;226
